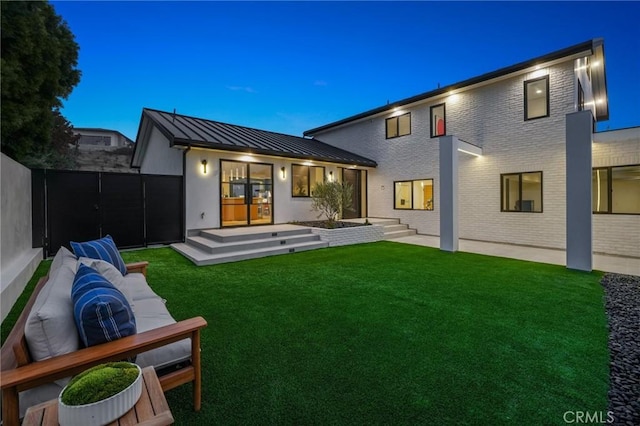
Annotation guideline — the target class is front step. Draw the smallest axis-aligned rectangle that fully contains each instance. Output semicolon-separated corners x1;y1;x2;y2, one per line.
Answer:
172;224;328;266
171;240;328;266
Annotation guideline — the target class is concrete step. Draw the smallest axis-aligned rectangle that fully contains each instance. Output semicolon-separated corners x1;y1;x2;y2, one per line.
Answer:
200;224;311;243
384;229;417;240
186;233;321;255
383;224;411;233
171;240;329;266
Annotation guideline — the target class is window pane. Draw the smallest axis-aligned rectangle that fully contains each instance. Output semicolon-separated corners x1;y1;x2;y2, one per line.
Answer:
431;104;445;137
526;77;548;119
592;168;609;212
611;165;640;214
412;180;433;210
395;181;411;209
310;166;325;195
386;117;398;138
521;172;542;212
502;174;520;211
292;165;309;196
398;113;411;136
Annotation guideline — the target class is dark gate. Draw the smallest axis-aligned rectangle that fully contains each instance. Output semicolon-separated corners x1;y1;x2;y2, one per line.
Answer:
33;170;183;257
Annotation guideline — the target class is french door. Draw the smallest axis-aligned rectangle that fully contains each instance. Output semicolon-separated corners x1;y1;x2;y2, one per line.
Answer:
221;161;273;227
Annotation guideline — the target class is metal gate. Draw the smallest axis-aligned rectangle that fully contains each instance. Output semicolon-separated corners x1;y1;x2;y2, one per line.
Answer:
32;170;183;257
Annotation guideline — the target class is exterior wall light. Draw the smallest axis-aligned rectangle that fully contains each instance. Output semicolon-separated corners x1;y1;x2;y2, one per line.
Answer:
281;166;286;180
328;171;333;182
201;159;208;174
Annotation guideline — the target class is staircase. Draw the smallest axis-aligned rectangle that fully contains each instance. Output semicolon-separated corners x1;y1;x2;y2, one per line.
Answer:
375;218;417;239
171;224;328;266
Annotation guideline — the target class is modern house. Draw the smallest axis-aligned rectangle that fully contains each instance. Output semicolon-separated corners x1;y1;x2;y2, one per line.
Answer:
74;127;134;150
131;38;639;270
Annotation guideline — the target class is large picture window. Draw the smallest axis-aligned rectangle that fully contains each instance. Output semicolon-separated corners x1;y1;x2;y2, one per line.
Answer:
501;171;543;212
292;164;324;197
394;179;434;210
524;76;549;120
592;165;640;214
386;113;411;139
430;103;446;137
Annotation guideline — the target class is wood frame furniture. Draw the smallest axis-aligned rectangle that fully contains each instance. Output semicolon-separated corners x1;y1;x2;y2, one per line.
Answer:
1;262;207;426
22;366;174;426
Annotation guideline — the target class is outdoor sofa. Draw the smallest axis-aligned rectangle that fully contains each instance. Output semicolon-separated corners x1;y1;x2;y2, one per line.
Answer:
0;240;207;425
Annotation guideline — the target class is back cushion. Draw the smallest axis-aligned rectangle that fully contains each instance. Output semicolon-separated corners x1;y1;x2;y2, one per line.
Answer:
25;246;80;361
72;264;136;347
70;235;127;276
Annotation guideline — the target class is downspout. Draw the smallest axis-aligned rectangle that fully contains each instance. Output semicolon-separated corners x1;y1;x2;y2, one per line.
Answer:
182;145;191;243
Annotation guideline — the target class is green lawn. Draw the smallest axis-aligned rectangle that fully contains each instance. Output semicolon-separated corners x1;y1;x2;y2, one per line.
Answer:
2;242;609;425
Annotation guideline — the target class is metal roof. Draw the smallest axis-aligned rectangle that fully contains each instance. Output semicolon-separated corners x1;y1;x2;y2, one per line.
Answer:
305;39;608;136
139;108;377;167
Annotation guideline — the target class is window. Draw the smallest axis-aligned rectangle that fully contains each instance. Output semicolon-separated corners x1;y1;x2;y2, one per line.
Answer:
79;135;111;146
430;103;446;137
394;179;434;210
592;165;640;214
501;172;543;212
578;80;585;111
292;164;325;197
524;76;549;120
385;113;411;139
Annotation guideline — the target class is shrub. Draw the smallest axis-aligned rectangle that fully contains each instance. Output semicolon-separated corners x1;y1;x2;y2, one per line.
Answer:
310;181;353;227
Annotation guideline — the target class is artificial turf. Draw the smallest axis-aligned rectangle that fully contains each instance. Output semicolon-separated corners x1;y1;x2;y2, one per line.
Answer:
2;242;609;425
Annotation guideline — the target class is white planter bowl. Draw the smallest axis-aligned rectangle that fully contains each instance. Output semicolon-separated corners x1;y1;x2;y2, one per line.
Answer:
58;364;142;426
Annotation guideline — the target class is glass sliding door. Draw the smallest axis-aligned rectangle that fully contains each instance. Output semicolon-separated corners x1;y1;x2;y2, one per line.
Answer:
221;160;272;227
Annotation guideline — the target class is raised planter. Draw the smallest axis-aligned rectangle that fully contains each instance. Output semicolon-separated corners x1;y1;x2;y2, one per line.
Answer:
58;362;142;426
310;224;384;247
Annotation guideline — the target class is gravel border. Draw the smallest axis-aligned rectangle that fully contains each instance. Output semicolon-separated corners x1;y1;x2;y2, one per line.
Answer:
601;273;640;425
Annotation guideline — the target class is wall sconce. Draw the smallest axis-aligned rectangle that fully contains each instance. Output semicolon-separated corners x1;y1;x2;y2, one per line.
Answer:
328;171;333;182
280;166;286;180
201;159;208;174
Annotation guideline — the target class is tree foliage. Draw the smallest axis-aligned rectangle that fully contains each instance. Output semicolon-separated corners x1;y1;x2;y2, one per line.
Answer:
310;181;354;227
1;1;81;167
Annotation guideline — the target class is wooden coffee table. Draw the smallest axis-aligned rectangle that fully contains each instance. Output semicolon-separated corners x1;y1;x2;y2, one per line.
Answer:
22;366;174;426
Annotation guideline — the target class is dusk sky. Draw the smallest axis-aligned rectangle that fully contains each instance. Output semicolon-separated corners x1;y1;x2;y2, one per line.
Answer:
52;1;640;141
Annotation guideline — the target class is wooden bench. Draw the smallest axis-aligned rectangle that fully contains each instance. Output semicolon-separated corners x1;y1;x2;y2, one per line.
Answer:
1;262;207;426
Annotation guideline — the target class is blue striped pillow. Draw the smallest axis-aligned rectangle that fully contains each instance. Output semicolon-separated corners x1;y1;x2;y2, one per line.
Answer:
72;264;136;347
71;235;127;275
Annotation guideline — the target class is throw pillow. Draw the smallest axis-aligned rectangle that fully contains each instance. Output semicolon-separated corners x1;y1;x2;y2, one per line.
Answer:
72;264;136;347
77;257;135;312
71;235;127;275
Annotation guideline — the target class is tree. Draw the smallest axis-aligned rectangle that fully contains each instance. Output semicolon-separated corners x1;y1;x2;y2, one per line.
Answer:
310;181;354;228
1;1;81;167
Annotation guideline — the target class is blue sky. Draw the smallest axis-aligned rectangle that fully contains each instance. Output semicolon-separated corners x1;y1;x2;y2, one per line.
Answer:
53;1;640;141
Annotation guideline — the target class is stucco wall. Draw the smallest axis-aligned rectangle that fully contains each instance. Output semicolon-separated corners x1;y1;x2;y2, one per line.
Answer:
184;149;344;231
592;127;640;257
1;154;43;321
140;126;183;175
314;61;578;250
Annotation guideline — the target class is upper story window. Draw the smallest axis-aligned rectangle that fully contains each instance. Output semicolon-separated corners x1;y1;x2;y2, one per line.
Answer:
385;113;411;139
592;165;640;214
501;171;543;212
524;76;549;120
394;179;434;210
430;103;446;137
79;135;111;146
292;164;325;197
578;80;585;111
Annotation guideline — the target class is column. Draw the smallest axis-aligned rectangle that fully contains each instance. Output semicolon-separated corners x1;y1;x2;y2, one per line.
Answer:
439;135;458;252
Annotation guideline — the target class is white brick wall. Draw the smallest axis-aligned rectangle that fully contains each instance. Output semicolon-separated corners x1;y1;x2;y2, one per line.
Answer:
315;61;579;250
311;225;384;247
592;129;640;257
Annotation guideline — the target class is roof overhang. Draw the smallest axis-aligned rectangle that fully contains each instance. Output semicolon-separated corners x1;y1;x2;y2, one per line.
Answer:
590;39;609;121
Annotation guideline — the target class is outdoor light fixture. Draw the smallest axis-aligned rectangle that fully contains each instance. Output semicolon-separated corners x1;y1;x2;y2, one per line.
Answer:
329;171;333;182
281;166;286;179
201;159;208;174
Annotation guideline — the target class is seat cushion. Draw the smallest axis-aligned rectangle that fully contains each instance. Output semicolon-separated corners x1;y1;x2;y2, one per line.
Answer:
71;235;127;275
134;298;191;370
72;264;136;347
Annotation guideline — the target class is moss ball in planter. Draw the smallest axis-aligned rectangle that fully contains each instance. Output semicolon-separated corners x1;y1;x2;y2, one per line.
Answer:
61;362;139;406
